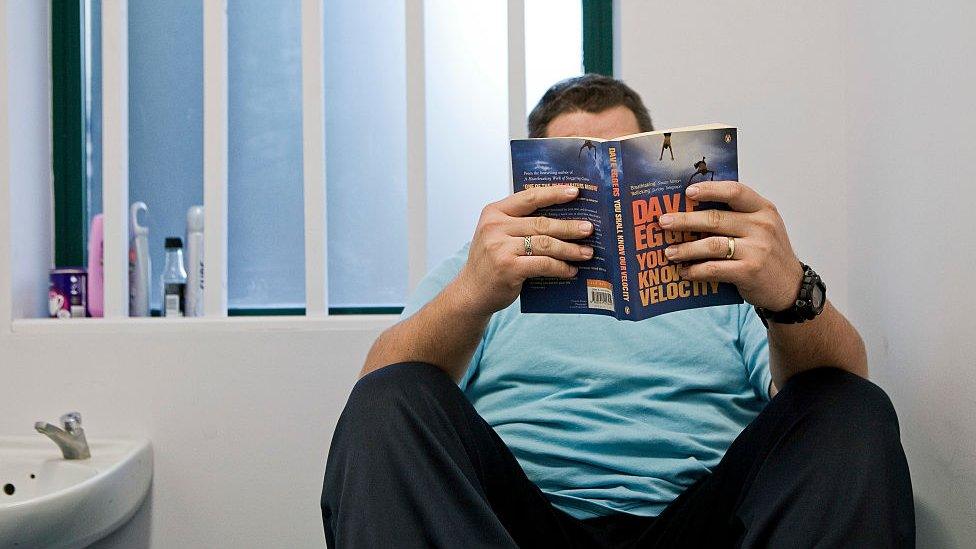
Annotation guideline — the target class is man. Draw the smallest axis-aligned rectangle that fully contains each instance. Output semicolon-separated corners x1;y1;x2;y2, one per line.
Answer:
322;75;914;548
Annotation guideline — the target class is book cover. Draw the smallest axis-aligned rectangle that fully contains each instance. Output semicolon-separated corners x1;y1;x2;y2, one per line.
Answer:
510;124;743;321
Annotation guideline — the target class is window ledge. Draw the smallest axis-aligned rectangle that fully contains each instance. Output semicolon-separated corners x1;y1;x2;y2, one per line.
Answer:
9;315;398;336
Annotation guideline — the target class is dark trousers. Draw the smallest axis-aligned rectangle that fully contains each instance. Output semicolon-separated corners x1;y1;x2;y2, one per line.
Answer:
322;363;914;548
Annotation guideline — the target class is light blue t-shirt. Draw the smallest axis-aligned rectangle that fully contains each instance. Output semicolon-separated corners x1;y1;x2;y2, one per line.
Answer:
401;243;771;519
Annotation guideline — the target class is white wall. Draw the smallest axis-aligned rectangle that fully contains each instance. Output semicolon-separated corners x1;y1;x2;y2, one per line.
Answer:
620;1;976;546
617;0;851;310
1;322;385;548
844;2;976;546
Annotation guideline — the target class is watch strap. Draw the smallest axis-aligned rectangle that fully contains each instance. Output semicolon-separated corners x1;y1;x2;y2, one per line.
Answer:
755;262;823;327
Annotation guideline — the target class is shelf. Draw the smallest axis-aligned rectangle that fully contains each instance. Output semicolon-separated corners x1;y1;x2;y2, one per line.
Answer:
9;314;397;336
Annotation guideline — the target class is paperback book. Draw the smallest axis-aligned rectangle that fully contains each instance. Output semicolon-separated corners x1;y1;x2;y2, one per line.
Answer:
510;124;743;321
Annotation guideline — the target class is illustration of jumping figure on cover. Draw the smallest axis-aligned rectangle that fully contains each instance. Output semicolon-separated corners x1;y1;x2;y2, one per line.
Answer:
659;132;674;161
578;139;598;168
687;156;715;184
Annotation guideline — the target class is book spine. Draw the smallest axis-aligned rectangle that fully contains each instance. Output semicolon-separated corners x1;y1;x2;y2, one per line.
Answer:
605;142;632;320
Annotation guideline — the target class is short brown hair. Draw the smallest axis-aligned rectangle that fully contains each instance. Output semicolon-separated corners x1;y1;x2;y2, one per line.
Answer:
527;74;654;138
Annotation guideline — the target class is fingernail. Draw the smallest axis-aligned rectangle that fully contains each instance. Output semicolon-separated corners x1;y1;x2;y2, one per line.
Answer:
664;246;677;258
564;186;579;196
686;185;699;197
582;246;594;258
570;266;579;276
579;221;593;232
659;214;673;227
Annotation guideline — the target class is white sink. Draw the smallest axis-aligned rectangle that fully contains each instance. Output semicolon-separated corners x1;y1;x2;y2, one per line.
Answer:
0;436;152;549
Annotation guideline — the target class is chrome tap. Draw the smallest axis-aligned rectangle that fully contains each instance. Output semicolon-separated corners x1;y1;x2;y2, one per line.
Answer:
35;411;91;460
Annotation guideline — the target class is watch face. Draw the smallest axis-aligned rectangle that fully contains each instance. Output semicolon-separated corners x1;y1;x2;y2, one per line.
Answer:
811;284;826;311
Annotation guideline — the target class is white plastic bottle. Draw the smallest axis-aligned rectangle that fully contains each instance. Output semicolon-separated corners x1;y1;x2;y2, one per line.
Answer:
128;202;151;317
185;206;205;317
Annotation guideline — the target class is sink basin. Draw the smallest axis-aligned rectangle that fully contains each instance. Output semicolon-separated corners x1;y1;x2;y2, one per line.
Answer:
0;436;152;549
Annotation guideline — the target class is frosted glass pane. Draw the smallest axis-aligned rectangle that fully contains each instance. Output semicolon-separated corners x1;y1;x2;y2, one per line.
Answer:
227;0;305;309
324;0;408;307
425;1;511;270
525;0;584;113
127;0;204;312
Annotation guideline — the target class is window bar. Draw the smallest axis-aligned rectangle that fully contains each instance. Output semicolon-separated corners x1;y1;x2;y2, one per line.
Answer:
582;0;613;77
51;0;87;269
301;0;328;316
0;0;11;329
203;0;229;317
405;0;427;291
101;0;130;318
507;0;527;141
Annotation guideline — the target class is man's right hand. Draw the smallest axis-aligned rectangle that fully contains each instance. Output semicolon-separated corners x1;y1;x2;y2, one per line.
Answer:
452;185;595;317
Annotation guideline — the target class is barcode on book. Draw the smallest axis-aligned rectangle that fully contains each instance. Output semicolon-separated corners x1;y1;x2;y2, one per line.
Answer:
586;279;614;311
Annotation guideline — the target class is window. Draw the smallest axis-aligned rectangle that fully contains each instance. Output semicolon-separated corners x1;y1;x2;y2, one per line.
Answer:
51;0;610;318
525;0;584;112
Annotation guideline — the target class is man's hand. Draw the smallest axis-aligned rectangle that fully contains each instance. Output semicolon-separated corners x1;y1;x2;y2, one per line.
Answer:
659;181;803;312
454;185;595;316
659;180;866;386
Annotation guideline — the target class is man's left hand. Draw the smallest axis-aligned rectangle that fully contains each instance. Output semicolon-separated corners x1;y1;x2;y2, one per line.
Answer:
659;181;803;312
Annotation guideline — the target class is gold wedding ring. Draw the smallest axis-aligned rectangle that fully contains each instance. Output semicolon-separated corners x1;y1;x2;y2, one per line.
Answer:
725;237;736;260
524;235;533;256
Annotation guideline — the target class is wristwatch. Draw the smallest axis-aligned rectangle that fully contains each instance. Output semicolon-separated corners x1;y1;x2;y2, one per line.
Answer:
755;262;826;327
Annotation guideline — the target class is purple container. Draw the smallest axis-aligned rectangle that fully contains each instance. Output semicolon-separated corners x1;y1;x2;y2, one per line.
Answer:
49;268;88;318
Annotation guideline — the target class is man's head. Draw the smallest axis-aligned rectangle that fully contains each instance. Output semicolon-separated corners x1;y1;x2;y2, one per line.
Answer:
528;74;654;140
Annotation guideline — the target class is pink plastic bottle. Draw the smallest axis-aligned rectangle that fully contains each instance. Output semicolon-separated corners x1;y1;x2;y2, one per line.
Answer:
87;214;104;317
